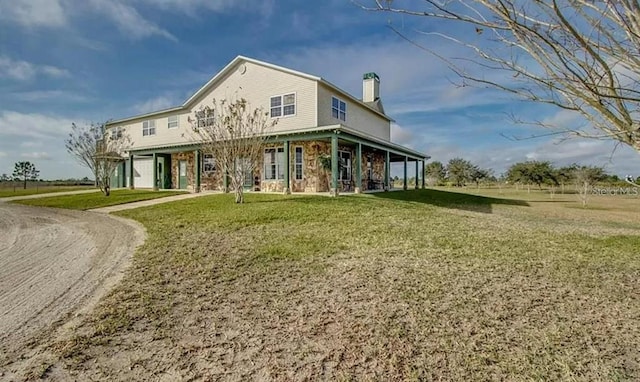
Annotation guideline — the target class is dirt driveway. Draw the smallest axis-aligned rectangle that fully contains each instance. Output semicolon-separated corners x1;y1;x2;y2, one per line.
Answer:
0;202;145;363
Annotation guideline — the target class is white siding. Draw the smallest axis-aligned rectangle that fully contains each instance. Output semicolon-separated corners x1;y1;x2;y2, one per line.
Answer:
317;83;390;141
118;111;193;151
115;61;318;151
109;58;396;151
190;61;317;135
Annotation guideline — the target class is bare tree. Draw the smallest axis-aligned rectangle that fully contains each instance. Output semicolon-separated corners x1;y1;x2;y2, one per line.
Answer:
65;123;130;196
574;165;606;207
189;98;276;204
359;0;640;152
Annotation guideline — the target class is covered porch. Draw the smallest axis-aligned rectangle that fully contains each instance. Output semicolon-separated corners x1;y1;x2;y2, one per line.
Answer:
123;126;428;196
266;127;428;196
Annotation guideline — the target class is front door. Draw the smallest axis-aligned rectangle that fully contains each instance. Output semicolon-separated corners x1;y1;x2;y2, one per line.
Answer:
178;160;188;189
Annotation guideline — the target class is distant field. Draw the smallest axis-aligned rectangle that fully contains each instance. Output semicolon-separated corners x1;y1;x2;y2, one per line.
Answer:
13;189;188;210
0;185;94;198
10;188;637;381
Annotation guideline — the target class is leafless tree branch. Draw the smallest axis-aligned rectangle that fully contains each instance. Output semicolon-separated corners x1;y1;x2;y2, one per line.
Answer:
189;97;276;204
65;122;131;196
356;0;640;153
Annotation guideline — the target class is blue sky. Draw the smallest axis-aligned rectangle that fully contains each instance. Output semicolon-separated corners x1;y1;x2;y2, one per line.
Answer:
1;0;639;180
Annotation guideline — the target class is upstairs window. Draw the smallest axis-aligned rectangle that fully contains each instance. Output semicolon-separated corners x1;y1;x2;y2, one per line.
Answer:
142;120;156;136
168;115;178;129
195;108;214;128
111;126;123;140
270;93;295;118
332;97;346;121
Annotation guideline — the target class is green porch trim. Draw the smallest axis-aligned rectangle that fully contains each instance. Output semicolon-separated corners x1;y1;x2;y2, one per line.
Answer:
130;131;426;163
415;160;419;189
421;160;426;189
336;133;425;161
283;140;291;194
403;156;408;190
385;151;390;191
331;134;339;196
355;142;362;193
160;154;172;189
267;131;335;144
152;153;159;191
129;154;135;190
131;144;201;156
194;150;201;193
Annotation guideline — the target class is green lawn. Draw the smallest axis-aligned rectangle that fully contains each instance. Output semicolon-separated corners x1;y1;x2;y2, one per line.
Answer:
24;189;640;380
13;189;188;210
0;185;94;198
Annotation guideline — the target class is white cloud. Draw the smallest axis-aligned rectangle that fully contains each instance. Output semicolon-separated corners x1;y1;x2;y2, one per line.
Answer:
137;0;275;19
0;57;35;81
390;123;416;147
88;0;177;41
133;95;177;114
40;65;71;78
20;141;43;148
12;90;89;103
0;0;67;29
0;56;70;81
1;0;276;42
276;41;447;98
0;151;7;157
0;111;93;179
0;111;76;140
21;152;51;159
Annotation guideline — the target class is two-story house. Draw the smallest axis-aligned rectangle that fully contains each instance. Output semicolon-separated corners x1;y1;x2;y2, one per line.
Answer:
106;56;428;195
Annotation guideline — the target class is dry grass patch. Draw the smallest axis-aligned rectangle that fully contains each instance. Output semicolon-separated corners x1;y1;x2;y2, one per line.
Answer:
12;189;640;381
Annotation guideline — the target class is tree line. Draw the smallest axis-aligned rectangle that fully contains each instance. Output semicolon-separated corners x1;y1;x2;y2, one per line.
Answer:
425;158;634;191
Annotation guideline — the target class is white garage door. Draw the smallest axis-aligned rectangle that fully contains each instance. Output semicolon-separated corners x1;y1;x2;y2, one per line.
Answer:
133;158;154;188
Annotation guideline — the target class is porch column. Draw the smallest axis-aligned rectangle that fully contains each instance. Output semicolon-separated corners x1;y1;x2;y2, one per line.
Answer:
403;156;408;190
194;150;201;193
331;134;339;196
122;162;127;188
415;160;419;189
129;154;135;189
152;153;159;191
355;142;362;193
421;160;426;189
283;140;291;194
385;151;390;191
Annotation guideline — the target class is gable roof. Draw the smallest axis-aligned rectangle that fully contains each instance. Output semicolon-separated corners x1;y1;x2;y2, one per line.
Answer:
108;55;392;125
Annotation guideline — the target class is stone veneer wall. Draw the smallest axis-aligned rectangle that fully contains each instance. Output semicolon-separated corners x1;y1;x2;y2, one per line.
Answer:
260;140;336;193
261;141;388;193
289;141;385;193
170;142;389;193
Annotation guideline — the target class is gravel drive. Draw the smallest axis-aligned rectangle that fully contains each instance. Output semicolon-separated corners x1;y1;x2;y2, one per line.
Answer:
0;202;145;362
